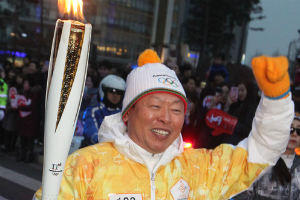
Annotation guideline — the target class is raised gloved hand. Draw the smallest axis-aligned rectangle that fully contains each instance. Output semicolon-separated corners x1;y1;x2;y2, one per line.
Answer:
252;55;290;99
205;109;238;136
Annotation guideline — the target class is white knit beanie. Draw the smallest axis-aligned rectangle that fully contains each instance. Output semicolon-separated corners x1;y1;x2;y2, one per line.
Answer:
122;49;187;118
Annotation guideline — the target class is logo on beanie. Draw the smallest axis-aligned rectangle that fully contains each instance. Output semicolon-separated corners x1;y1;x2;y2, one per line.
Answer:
153;74;179;87
158;77;179;87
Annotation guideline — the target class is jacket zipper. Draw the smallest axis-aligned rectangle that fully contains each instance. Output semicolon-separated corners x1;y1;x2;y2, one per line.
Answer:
151;172;156;200
131;143;158;200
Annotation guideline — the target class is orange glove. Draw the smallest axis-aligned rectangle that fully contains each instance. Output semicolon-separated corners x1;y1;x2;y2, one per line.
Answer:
252;55;290;99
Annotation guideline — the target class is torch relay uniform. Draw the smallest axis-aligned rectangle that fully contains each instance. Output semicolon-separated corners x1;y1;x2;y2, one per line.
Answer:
34;52;293;200
34;94;293;200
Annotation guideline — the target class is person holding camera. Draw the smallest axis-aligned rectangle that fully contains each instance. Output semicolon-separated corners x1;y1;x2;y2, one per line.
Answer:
222;79;259;145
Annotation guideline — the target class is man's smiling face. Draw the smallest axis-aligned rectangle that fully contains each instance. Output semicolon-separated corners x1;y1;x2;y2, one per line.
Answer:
123;93;185;154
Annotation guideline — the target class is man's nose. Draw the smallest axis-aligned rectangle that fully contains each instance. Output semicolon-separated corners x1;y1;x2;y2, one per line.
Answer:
158;107;171;124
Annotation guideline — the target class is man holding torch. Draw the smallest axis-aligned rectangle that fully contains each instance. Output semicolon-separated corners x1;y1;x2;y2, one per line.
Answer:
35;48;293;200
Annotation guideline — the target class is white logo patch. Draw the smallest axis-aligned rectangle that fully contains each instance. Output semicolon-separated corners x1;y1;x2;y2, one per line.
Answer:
108;193;142;200
170;178;190;200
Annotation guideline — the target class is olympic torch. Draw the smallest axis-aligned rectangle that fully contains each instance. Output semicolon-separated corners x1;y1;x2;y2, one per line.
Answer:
41;0;92;199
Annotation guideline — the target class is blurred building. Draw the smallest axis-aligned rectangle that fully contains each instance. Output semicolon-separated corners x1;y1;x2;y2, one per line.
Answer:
0;0;189;67
85;0;188;66
86;0;156;65
0;0;58;66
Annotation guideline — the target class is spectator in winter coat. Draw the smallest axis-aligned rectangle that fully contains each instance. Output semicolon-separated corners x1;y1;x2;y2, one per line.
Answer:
75;74;100;136
233;111;300;200
2;68;19;153
16;79;40;163
186;83;231;149
222;79;259;145
26;62;42;92
81;75;126;146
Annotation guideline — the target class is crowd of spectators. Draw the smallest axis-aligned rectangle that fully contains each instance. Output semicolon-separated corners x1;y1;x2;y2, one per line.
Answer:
0;56;47;163
0;56;129;162
1;52;300;164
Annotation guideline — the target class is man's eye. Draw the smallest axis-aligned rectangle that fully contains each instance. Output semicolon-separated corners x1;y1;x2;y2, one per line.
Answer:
151;105;160;109
172;109;182;113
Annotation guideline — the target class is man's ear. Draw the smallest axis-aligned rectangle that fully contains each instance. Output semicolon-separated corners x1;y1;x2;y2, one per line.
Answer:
123;105;134;125
122;112;129;124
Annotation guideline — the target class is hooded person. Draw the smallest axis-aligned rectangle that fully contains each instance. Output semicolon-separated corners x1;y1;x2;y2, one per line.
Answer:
81;75;126;146
35;50;293;200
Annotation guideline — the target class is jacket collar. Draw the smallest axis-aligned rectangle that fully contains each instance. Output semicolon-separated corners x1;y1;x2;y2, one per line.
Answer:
98;113;184;169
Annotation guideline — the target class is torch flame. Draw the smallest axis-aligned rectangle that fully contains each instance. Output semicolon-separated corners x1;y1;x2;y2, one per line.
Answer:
58;0;85;22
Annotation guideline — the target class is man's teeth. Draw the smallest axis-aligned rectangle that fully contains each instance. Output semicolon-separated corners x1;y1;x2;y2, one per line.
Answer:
152;129;169;136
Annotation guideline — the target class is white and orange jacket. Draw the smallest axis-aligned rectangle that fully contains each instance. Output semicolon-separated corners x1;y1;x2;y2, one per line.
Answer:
35;94;294;200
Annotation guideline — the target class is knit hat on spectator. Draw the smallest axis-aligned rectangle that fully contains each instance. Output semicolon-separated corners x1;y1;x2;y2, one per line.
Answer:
122;49;187;119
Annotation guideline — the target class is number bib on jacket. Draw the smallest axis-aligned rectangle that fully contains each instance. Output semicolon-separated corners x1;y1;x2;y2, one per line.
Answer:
109;193;142;200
